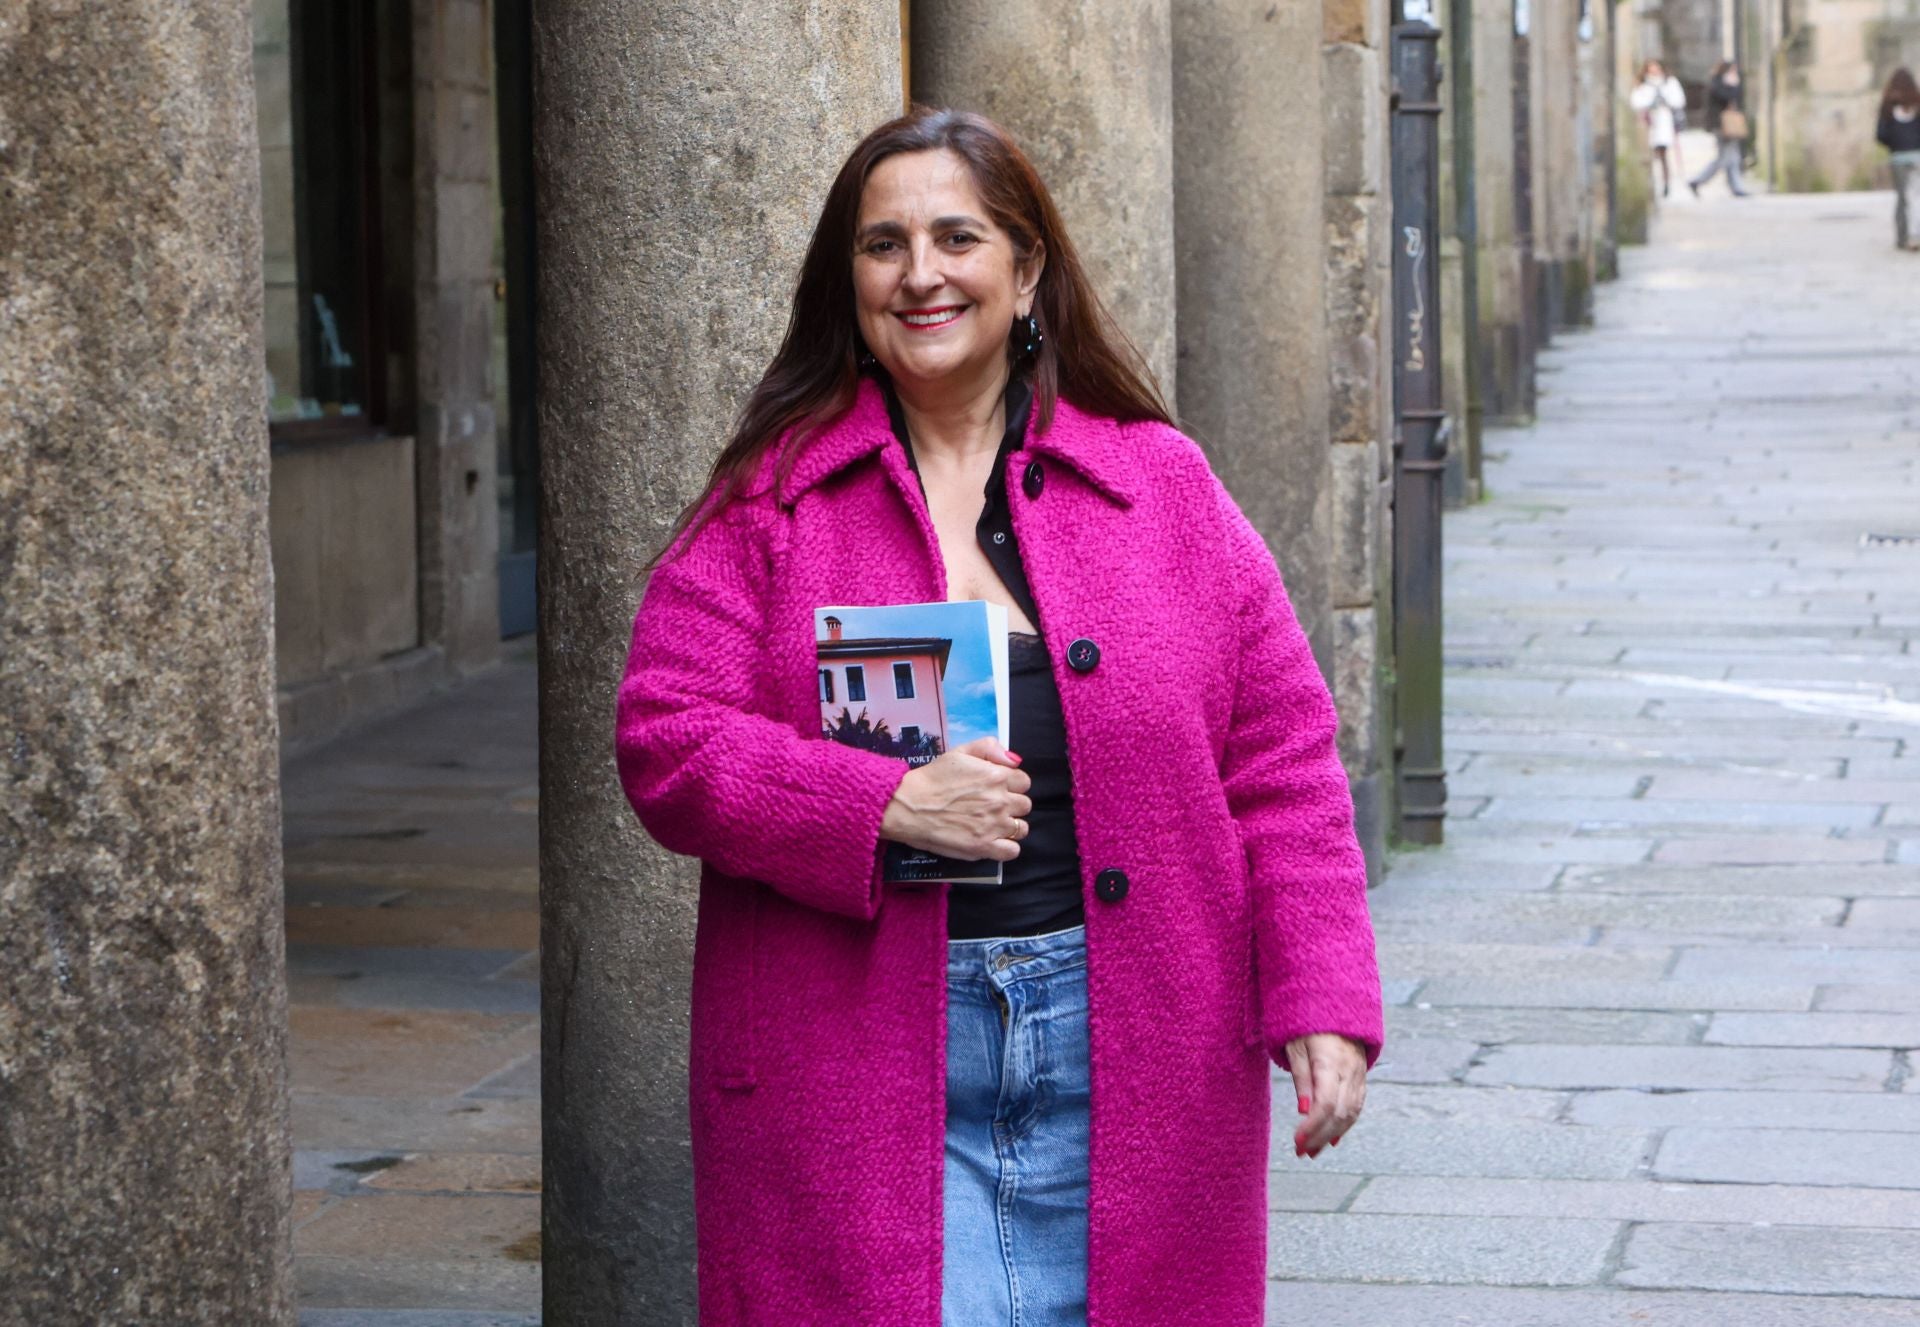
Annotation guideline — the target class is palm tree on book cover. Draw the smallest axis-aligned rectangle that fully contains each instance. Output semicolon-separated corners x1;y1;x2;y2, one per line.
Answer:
822;706;945;766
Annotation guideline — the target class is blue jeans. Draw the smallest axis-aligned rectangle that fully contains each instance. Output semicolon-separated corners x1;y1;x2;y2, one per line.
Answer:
943;923;1090;1327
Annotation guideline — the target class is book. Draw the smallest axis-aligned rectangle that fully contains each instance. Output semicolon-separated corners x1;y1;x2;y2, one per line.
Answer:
815;600;1010;885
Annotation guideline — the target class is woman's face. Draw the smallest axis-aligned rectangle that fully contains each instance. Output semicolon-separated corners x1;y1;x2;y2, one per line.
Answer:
1646;61;1665;81
852;148;1042;395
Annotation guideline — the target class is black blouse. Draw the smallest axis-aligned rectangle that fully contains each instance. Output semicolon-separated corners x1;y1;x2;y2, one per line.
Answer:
882;376;1087;940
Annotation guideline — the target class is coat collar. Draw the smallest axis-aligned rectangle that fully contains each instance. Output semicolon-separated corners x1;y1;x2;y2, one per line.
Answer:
775;376;1138;509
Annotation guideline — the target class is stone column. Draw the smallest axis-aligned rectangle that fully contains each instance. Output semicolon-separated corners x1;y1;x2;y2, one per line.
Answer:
0;5;293;1322
1171;2;1332;669
1472;0;1534;421
1530;0;1587;329
911;1;1178;404
534;4;900;1319
1321;0;1395;877
413;0;502;673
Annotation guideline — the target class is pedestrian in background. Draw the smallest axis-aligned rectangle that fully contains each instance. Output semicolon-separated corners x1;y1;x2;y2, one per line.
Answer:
1631;59;1687;198
1689;60;1752;198
1877;67;1920;250
614;106;1383;1327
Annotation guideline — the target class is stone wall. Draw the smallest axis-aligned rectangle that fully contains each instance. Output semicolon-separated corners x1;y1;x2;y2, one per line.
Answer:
0;3;294;1320
1322;0;1395;874
1777;0;1920;193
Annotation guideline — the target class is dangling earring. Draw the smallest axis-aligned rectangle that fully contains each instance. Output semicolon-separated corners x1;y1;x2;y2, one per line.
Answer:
856;340;878;371
1011;311;1043;361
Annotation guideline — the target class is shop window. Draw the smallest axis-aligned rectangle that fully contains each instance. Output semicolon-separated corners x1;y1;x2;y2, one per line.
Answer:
256;0;412;440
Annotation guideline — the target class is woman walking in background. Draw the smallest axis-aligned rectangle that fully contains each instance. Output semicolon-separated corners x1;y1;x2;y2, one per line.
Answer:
1689;60;1752;198
1877;67;1920;250
1631;59;1687;198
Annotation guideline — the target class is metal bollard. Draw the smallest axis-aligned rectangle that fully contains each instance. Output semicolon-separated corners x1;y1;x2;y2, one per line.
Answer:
1390;13;1449;845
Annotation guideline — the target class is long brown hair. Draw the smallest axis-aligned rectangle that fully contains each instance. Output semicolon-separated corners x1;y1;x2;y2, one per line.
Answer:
651;106;1171;566
1884;67;1920;115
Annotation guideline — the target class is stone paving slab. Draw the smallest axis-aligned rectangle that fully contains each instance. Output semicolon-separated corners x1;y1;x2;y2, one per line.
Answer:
1671;947;1920;985
1387;1004;1703;1046
1376;943;1674;982
1466;1044;1892;1092
1353;1083;1569;1124
301;1314;540;1327
1561;863;1920;896
1268;1214;1620;1287
289;970;540;1017
1266;1283;1920;1325
1566;1089;1920;1132
289;1008;539;1099
1413;979;1815;1012
1818;984;1920;1012
1655;1127;1920;1189
1267;1172;1365;1213
1616;1223;1920;1298
1270;1119;1653;1181
291;1095;540;1155
1350;1175;1920;1228
1705;1011;1920;1048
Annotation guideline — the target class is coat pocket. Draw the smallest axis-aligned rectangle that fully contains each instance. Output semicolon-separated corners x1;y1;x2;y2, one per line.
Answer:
703;878;760;1092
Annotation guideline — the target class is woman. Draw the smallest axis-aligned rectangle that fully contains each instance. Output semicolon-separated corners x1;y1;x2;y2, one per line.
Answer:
1877;67;1920;250
1689;60;1752;198
1631;59;1687;198
615;108;1382;1327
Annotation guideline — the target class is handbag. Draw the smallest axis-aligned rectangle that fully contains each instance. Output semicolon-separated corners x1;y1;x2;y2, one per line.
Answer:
1719;107;1749;140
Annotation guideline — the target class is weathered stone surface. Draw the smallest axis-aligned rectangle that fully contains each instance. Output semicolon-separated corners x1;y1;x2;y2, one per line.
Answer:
1705;1012;1920;1048
1321;42;1385;199
1367;1037;1481;1084
300;1313;540;1327
1616;1222;1920;1298
1323;193;1385;445
913;0;1176;397
1414;978;1815;1012
1172;0;1331;664
1388;1004;1703;1046
1267;1171;1365;1213
1818;985;1920;1013
1655;1127;1920;1189
1268;1213;1619;1286
1673;947;1920;985
1469;1044;1892;1092
1267;1283;1920;1325
0;4;293;1320
534;7;902;1318
1562;863;1920;896
1271;1119;1653;1181
1353;1175;1920;1228
1568;1088;1920;1133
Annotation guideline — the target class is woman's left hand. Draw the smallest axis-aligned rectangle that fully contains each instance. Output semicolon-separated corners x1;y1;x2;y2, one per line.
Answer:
1284;1033;1369;1159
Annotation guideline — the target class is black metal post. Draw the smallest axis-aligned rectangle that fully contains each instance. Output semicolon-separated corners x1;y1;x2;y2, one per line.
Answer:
1390;16;1448;845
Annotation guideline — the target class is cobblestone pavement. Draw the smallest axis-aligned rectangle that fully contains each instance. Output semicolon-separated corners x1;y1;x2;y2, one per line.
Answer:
283;646;541;1327
1268;192;1920;1322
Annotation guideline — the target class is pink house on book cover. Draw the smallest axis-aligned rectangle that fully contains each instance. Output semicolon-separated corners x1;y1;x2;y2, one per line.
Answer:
817;615;950;765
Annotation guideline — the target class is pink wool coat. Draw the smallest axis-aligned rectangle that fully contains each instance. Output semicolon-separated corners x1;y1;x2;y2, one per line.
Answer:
615;377;1383;1326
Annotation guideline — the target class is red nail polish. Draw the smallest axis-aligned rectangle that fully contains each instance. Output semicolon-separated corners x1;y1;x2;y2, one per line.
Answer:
1330;1136;1340;1148
1298;1096;1311;1115
1006;751;1023;765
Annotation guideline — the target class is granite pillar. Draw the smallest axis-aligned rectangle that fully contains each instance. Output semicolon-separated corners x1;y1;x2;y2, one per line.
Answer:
413;0;502;676
533;3;900;1319
1171;1;1332;670
0;3;293;1321
1322;0;1394;875
1472;0;1535;421
911;0;1179;404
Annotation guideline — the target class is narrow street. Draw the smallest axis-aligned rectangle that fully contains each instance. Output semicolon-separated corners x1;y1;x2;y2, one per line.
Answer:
1270;192;1920;1321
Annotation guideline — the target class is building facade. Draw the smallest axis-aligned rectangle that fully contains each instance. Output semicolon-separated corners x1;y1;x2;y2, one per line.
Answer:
4;0;1629;1317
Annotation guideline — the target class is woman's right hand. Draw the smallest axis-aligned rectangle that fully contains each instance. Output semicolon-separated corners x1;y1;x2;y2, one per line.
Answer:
880;737;1033;863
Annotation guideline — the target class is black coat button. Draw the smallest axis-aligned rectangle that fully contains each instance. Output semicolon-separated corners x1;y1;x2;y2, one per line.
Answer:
1066;637;1100;672
1094;868;1129;903
1023;461;1044;500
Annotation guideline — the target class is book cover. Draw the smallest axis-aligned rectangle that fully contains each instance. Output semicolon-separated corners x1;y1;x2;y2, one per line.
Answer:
815;601;1010;885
